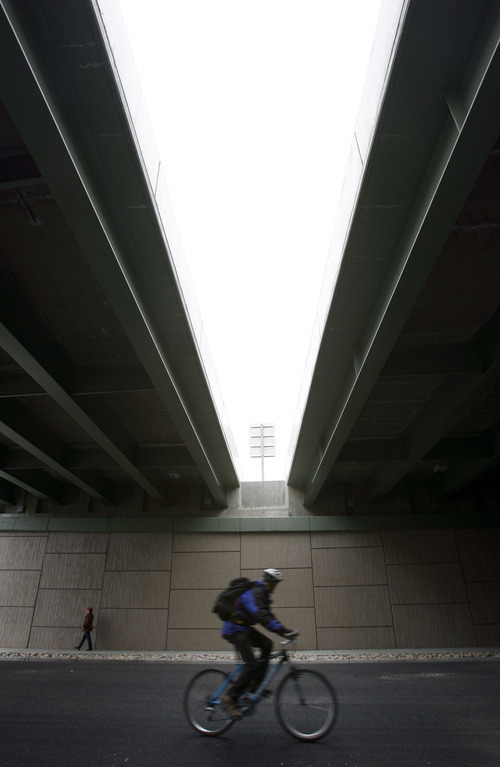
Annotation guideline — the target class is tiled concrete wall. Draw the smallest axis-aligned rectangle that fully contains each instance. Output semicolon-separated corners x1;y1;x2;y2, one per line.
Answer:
0;527;498;650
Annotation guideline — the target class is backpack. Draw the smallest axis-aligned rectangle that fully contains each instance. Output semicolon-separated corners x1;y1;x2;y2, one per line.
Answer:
212;577;254;621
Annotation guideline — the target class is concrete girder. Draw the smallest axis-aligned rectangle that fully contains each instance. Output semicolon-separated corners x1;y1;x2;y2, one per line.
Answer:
297;4;500;506
0;364;153;398
0;468;67;503
367;309;500;499
4;444;193;471
0;399;114;500
431;421;500;499
0;275;167;501
0;0;238;506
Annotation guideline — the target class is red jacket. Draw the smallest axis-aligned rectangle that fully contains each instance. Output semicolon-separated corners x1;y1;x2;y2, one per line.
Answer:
83;612;94;632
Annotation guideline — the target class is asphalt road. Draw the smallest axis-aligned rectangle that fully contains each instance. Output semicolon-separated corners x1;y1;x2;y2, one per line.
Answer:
1;658;499;767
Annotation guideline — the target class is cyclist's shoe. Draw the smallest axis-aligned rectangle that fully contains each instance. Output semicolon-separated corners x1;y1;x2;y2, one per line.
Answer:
222;695;243;718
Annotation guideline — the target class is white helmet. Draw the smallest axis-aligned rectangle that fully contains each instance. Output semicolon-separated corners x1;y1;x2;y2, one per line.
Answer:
263;568;283;585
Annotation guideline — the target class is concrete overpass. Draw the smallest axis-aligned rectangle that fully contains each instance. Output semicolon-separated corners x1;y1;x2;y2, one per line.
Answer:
0;0;239;513
1;0;500;523
287;0;500;519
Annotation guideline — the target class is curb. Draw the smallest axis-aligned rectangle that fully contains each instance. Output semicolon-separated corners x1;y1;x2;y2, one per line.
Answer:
1;648;499;662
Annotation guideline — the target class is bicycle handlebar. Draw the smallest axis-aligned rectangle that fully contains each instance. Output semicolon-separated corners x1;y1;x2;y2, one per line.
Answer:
280;629;300;645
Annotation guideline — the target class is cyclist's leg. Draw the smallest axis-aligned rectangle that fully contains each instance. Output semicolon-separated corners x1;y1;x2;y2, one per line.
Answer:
225;631;257;700
247;628;273;688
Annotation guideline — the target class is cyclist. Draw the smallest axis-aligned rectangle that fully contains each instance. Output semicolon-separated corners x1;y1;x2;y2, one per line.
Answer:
221;568;298;717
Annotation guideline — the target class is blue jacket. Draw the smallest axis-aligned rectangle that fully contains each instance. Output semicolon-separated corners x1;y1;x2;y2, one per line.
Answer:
222;580;285;636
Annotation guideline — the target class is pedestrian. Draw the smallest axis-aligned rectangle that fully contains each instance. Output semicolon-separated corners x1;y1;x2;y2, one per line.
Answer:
75;607;94;651
220;569;298;717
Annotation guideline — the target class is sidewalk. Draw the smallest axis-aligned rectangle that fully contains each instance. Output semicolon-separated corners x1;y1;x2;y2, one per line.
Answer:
1;647;499;662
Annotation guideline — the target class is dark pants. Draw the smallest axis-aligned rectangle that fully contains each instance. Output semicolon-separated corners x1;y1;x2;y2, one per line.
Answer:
77;631;92;650
224;628;273;700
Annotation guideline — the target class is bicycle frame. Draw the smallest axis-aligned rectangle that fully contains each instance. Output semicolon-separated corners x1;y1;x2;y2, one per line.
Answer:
208;646;292;707
184;638;339;741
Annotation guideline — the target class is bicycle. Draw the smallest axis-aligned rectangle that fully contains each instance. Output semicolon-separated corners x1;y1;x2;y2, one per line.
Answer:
183;639;339;741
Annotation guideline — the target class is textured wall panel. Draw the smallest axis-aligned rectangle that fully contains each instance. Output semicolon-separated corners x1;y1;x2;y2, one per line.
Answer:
0;536;46;569
456;530;500;543
312;547;387;586
98;608;168;650
167;628;228;651
474;624;500;645
0;571;40;606
168;589;221;629
315;586;393;627
106;533;172;571
387;563;467;604
28;627;92;650
393;604;476;647
102;571;170;609
1;525;498;652
241;481;286;508
0;606;33;646
173;532;240;552
33;589;101;626
311;531;382;549
466;582;500;623
383;530;459;564
459;542;500;582
241;533;311;569
242;568;314;607
46;532;109;553
170;551;240;589
40;554;106;589
317;626;396;650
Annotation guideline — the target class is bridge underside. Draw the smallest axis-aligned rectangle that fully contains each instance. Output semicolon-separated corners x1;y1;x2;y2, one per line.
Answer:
0;0;238;515
288;0;500;519
0;1;500;527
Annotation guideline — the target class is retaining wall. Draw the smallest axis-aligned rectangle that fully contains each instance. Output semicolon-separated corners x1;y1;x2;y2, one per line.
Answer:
0;518;498;651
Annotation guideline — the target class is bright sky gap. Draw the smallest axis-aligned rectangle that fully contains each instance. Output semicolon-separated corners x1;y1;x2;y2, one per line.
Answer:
117;0;382;481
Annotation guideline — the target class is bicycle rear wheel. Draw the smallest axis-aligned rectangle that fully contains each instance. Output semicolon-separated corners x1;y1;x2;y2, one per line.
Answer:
184;668;235;736
275;669;338;741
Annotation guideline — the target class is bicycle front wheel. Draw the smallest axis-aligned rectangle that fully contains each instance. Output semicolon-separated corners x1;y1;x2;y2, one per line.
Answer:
184;668;235;736
275;669;338;741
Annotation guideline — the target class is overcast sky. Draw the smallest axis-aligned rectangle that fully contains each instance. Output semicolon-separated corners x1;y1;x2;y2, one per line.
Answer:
117;0;382;481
